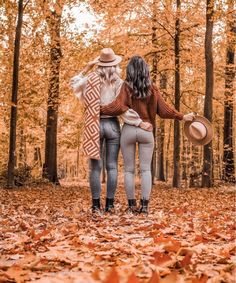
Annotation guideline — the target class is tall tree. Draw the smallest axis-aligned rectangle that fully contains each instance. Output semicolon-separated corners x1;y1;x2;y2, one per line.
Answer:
222;0;235;183
7;0;24;188
42;0;63;184
172;0;181;188
202;0;214;187
151;0;158;184
157;73;167;181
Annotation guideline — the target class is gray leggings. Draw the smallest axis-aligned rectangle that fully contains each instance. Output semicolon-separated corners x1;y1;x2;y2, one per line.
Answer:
120;124;154;200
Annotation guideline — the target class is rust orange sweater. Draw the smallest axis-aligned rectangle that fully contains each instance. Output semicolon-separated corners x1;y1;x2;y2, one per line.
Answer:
100;82;183;128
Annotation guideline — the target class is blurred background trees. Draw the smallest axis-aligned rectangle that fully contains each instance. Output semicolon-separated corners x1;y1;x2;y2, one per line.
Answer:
0;0;235;187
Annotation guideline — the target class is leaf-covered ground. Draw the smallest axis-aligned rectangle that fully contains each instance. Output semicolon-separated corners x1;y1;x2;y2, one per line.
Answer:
0;182;235;283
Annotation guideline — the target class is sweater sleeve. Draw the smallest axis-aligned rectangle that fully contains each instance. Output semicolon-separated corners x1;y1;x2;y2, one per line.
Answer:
70;73;87;100
120;109;142;126
100;83;129;116
155;87;183;120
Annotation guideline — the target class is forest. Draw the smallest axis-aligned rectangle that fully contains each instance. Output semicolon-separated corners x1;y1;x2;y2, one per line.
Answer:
0;0;235;282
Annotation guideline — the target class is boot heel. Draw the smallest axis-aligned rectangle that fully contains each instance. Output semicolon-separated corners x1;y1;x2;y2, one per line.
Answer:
126;199;138;213
105;198;114;212
139;199;149;214
92;198;101;213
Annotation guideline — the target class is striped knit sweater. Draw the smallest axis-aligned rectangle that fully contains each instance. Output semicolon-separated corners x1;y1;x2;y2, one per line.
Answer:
100;82;183;128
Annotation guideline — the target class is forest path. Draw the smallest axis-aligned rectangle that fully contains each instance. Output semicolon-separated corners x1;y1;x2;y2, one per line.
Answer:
0;183;235;282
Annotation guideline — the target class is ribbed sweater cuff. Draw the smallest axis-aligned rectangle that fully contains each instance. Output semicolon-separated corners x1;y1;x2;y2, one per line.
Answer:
134;118;142;127
177;113;184;120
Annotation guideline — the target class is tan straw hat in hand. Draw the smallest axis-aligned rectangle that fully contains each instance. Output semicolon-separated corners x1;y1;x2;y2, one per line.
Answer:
95;48;122;67
184;115;213;146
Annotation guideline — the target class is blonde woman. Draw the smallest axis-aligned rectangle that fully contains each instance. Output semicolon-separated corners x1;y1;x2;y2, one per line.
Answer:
71;48;151;213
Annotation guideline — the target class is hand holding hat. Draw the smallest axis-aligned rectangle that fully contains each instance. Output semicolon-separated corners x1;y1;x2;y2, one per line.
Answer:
87;59;99;68
183;112;196;121
81;59;99;75
184;114;213;146
82;48;122;75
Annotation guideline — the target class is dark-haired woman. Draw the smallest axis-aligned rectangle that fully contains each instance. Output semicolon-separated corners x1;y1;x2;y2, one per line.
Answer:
101;56;195;214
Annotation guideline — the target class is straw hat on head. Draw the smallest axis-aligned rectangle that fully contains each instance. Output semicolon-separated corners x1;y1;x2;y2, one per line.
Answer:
95;48;122;67
184;115;213;146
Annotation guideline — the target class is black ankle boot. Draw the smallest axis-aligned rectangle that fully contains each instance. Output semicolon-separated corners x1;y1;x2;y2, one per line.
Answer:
105;198;114;212
127;199;137;213
139;199;149;214
92;198;100;213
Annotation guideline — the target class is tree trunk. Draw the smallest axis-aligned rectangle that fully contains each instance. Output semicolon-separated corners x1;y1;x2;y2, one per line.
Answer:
223;0;235;183
216;121;222;180
156;120;165;181
202;0;214;188
166;121;173;181
18;128;26;167
34;147;42;167
172;0;181;188
38;147;42;167
42;8;62;184
189;145;201;187
76;148;80;177
151;0;158;184
157;73;167;181
7;0;24;188
182;131;188;186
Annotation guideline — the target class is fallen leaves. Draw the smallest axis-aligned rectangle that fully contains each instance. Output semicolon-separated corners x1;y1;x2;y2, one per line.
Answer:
127;272;141;283
0;182;235;282
152;252;174;267
154;235;182;253
104;267;120;283
1;265;30;283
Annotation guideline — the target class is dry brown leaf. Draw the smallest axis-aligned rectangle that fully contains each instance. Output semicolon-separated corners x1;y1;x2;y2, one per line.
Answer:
191;274;208;283
155;266;171;277
148;271;160;283
92;268;101;281
160;271;179;283
162;240;181;253
180;253;192;268
152;252;175;267
4;266;30;283
194;234;209;243
103;267;120;283
126;272;140;283
177;247;195;257
154;235;181;253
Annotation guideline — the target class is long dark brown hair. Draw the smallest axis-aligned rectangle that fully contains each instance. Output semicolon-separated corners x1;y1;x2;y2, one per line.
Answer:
125;56;151;99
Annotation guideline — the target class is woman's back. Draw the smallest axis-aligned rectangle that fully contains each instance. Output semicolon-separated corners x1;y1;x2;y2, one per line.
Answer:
123;82;156;126
101;82;183;128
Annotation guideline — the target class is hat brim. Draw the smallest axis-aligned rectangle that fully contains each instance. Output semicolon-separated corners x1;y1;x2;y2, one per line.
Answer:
184;115;214;146
95;55;122;67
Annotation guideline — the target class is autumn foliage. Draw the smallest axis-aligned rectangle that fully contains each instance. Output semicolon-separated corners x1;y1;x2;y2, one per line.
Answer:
0;0;235;282
0;182;235;282
0;0;235;186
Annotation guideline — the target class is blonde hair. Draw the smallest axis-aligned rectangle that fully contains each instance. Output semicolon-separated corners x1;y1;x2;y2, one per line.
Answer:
96;65;121;85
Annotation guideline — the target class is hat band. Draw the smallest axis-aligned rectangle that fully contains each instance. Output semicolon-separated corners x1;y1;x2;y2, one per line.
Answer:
99;58;117;63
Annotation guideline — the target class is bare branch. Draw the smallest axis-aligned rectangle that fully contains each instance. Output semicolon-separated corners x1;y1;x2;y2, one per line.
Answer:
127;32;152;37
23;0;30;11
181;90;204;96
156;21;175;40
145;49;170;57
180;23;200;33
